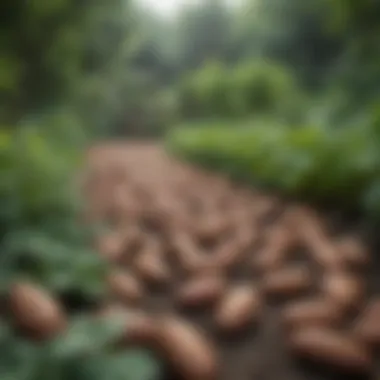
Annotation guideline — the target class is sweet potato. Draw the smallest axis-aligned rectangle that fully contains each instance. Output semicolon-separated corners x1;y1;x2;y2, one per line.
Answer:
322;271;364;310
252;224;295;272
134;237;170;285
176;273;226;308
353;298;380;346
208;239;247;270
282;298;342;330
97;305;157;346
156;315;218;380
96;232;125;263
263;265;312;298
298;217;343;270
107;270;143;304
215;284;261;333
10;282;66;340
195;216;231;244
336;237;369;267
288;326;372;373
170;232;206;272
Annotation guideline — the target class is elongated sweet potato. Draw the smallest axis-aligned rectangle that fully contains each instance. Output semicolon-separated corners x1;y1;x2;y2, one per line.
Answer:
298;216;343;270
208;238;247;270
10;282;66;340
263;264;312;298
215;284;261;333
282;298;343;330
107;270;143;304
97;305;158;346
195;215;231;243
96;232;126;263
252;224;295;272
176;273;226;308
156;315;218;380
353;298;380;346
134;237;170;285
336;236;369;267
288;326;372;373
170;232;207;272
322;271;364;310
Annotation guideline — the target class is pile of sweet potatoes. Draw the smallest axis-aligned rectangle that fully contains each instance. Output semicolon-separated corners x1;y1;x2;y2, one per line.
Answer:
8;144;379;380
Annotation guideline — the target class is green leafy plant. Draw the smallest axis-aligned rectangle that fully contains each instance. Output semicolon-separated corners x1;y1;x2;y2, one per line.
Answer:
166;120;380;216
0;125;161;380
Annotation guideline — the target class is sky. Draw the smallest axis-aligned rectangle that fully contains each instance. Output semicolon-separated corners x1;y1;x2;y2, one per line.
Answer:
137;0;201;17
137;0;244;18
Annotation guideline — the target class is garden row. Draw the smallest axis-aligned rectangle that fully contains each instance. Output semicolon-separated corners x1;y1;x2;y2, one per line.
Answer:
166;122;380;219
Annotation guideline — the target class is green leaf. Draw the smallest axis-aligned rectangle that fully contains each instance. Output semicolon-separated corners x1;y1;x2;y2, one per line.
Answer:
50;314;126;358
71;350;160;380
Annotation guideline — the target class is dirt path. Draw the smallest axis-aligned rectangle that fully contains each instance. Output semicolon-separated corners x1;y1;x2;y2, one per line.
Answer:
85;142;377;380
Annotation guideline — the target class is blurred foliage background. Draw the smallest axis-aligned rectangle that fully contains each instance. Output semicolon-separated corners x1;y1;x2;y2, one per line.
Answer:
1;0;380;379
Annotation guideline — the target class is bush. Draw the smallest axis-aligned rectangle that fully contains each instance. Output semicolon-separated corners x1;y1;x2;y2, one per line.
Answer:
176;60;305;122
0;123;160;380
166;121;380;214
177;61;233;120
229;60;303;120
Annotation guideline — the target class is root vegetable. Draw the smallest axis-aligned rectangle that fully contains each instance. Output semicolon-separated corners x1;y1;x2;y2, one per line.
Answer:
251;249;285;273
10;282;66;340
322;271;364;310
135;237;170;285
235;226;258;251
96;232;125;263
298;217;343;270
195;216;231;243
336;237;369;267
288;327;372;373
107;271;143;304
205;225;257;271
170;232;206;272
251;197;281;221
263;265;311;298
120;224;142;262
215;285;261;333
252;224;295;272
353;298;380;346
210;240;245;270
282;298;342;330
156;315;218;380
97;306;157;345
176;273;226;308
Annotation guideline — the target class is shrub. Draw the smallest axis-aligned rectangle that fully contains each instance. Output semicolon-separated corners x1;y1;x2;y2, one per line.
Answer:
229;60;303;120
166;121;379;213
177;61;233;120
176;60;305;123
0;123;160;380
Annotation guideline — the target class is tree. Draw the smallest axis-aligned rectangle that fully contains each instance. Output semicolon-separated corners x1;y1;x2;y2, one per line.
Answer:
236;0;346;89
0;0;130;127
174;0;232;71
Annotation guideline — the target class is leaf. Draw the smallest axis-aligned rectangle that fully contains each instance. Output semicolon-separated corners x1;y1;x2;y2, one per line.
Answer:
0;332;42;380
50;314;126;358
70;350;160;380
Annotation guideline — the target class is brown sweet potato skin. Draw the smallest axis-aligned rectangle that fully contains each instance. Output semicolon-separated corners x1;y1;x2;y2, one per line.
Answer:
176;274;226;308
10;282;67;340
156;316;218;380
288;327;372;373
282;298;342;330
322;272;364;310
215;285;261;333
107;271;143;304
263;265;311;298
